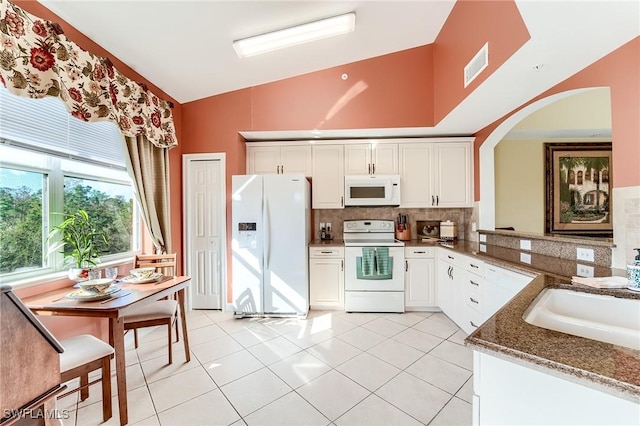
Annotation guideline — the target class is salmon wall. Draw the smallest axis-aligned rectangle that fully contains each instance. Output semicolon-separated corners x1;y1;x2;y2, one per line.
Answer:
433;0;530;123
473;36;640;200
14;1;184;340
251;45;434;130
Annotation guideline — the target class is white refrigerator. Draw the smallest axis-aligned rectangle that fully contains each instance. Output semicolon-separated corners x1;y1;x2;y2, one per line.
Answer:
231;174;310;317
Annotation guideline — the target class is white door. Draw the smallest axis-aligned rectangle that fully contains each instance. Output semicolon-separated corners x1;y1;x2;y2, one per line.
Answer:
183;154;225;310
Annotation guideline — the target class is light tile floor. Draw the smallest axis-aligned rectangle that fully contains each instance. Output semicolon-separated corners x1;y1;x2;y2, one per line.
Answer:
59;310;473;426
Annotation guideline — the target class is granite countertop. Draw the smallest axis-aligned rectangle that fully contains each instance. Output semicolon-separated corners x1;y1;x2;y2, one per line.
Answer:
309;239;344;247
433;241;639;403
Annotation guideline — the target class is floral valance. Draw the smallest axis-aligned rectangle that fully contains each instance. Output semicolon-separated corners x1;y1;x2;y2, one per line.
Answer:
0;0;177;148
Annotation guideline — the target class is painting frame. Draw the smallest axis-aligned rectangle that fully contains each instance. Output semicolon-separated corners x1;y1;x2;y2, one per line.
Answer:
544;142;613;236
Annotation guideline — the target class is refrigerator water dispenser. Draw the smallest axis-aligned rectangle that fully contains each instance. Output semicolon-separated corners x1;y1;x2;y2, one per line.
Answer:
237;222;257;248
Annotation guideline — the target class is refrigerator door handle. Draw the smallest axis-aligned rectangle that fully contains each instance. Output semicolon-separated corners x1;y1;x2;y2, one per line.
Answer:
264;197;271;269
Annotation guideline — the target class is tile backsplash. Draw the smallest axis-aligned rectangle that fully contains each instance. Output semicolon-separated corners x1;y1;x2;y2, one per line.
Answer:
314;207;473;240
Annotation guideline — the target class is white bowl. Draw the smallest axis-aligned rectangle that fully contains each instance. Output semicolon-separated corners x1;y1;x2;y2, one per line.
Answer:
78;278;114;293
130;267;155;279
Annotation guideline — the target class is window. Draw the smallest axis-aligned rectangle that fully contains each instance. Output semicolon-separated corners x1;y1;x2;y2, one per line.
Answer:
0;87;140;284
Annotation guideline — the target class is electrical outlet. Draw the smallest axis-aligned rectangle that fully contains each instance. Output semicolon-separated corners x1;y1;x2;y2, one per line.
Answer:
576;263;594;277
520;239;531;251
479;244;487;252
520;252;532;264
576;247;595;262
479;234;487;243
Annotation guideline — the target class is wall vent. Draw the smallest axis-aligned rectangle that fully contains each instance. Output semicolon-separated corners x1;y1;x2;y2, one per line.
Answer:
464;42;489;87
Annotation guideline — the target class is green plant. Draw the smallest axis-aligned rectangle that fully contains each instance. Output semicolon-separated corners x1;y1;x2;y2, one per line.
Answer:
48;209;109;268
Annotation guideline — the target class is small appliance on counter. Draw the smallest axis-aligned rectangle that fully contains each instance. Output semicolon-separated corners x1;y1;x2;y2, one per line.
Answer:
439;220;458;240
395;214;410;241
320;222;333;240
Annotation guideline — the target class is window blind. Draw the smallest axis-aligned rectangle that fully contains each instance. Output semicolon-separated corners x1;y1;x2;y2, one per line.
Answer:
0;86;126;169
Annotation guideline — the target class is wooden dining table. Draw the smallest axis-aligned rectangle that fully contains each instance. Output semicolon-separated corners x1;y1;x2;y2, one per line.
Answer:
23;275;192;425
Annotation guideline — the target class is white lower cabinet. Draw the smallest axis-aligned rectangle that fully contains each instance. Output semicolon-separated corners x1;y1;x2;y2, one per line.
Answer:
309;247;344;310
404;247;437;311
473;351;640;426
437;249;484;332
436;248;534;333
484;264;533;317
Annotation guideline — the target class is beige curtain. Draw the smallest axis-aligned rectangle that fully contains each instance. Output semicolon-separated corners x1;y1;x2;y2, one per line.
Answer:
124;135;172;254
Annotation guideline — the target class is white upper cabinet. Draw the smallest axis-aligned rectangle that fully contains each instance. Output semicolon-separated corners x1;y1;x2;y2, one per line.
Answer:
399;140;473;208
247;145;312;176
344;143;398;175
433;142;473;208
312;144;345;209
245;138;472;209
399;143;433;208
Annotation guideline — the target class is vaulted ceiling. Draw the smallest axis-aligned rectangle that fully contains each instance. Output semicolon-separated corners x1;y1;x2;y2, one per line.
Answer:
38;1;639;137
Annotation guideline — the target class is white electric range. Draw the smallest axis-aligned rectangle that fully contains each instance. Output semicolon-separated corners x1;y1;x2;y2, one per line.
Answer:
343;220;405;313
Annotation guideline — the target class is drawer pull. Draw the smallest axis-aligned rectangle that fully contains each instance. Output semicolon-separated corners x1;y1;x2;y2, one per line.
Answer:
447;255;454;260
470;280;479;286
470;320;478;328
320;251;333;254
470;264;479;269
470;297;479;304
414;251;425;254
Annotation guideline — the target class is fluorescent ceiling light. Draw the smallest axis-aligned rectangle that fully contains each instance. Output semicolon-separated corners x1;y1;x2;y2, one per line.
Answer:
233;12;356;58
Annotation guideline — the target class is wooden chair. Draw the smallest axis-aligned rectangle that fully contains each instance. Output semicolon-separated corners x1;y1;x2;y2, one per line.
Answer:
59;334;114;422
123;253;179;364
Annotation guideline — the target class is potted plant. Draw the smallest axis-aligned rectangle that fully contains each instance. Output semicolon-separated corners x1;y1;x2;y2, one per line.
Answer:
48;209;109;281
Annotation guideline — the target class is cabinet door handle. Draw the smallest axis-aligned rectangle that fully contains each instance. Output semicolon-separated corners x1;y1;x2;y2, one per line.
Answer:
281;164;284;173
341;196;344;207
341;260;344;271
470;320;478;328
368;163;371;174
405;260;408;272
436;195;439;206
448;266;453;279
470;297;479;304
432;195;435;206
470;280;479;286
372;163;375;174
470;263;479;269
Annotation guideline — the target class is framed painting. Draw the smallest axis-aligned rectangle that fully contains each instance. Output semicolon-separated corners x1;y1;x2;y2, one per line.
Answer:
545;142;612;236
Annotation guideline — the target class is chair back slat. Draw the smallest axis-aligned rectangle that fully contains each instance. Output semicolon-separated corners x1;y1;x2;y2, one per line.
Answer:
134;253;176;277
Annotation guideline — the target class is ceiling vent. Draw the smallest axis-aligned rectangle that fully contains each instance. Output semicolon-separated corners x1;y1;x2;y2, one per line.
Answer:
464;42;489;87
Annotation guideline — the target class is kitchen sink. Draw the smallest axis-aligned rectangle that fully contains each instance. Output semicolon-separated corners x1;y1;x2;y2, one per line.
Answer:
523;288;640;350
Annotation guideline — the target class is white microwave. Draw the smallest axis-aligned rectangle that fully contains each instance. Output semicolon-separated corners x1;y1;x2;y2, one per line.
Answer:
344;175;401;206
